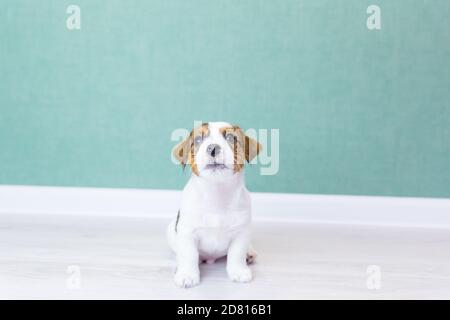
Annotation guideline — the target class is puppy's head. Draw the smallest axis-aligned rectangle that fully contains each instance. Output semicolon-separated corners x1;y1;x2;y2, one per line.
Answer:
173;122;262;181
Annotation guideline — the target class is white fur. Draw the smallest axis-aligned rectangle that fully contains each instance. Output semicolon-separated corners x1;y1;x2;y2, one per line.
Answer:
167;122;255;288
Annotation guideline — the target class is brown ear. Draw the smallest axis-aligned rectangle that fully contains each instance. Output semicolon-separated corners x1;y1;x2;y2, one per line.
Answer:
245;135;262;163
173;136;191;167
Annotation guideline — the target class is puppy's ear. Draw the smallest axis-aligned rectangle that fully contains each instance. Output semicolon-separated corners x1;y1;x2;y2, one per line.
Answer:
173;134;191;168
245;135;262;163
230;126;262;163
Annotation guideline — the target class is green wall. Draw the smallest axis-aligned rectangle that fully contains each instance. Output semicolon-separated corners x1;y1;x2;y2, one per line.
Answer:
1;0;449;197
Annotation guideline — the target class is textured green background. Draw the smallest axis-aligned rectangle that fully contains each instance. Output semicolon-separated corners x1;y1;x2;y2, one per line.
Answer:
1;0;449;197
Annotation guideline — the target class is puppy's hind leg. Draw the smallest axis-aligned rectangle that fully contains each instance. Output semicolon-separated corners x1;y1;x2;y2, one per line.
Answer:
246;245;257;265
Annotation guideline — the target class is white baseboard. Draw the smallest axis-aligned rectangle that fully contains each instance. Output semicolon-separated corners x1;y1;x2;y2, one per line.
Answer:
1;185;449;229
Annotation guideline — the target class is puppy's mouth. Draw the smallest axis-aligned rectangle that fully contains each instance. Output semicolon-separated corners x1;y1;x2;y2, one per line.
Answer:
204;163;229;171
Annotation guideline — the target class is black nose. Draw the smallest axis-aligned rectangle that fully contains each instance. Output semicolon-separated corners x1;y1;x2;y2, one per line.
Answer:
207;144;221;157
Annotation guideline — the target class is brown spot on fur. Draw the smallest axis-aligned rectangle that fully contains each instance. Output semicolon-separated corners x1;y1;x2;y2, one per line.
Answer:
219;125;262;173
244;134;262;163
173;123;209;175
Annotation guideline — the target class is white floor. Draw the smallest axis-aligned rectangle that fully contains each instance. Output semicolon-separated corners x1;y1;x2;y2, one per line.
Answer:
1;213;449;299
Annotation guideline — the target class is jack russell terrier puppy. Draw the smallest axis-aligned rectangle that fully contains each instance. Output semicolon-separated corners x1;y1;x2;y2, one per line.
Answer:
167;122;262;288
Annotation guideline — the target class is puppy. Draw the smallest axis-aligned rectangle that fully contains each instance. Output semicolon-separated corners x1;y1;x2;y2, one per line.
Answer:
167;122;261;288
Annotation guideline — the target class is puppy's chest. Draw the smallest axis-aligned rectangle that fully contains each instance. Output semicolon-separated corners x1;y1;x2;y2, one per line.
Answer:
194;211;249;256
197;208;250;230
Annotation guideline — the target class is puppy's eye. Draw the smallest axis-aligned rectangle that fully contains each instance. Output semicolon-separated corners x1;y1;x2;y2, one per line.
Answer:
225;133;236;143
194;135;203;145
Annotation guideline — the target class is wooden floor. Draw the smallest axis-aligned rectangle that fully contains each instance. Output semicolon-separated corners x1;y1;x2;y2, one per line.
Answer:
1;213;449;299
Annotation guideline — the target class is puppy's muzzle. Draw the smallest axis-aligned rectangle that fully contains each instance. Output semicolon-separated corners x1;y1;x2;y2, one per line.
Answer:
206;144;221;158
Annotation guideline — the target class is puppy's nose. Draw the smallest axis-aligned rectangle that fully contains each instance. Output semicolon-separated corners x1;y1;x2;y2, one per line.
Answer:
206;144;221;157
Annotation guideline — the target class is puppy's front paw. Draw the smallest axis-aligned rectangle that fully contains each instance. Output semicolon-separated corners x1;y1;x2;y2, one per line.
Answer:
227;265;253;283
174;269;200;288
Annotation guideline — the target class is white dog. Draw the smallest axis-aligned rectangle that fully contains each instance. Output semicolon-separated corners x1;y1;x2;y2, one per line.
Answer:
167;122;261;288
